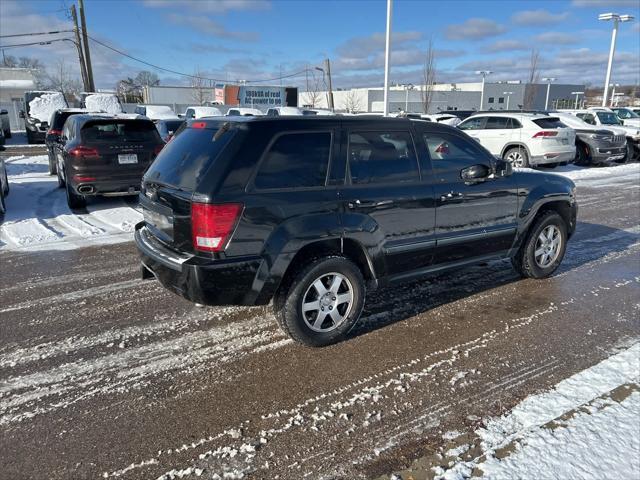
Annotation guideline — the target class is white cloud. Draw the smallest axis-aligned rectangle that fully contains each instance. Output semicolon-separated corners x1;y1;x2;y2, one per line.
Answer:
142;0;271;13
511;9;570;26
444;18;507;40
571;0;640;7
533;32;578;44
485;40;530;52
165;14;259;41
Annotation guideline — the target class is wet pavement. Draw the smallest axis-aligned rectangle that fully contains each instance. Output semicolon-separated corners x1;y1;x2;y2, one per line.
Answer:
1;165;639;479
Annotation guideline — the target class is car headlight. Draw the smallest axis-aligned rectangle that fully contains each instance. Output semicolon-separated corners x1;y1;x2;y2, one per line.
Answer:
590;134;612;141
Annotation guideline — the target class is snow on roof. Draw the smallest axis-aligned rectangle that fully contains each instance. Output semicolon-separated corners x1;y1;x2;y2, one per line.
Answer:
188;106;223;117
85;94;123;115
0;79;35;89
28;92;67;122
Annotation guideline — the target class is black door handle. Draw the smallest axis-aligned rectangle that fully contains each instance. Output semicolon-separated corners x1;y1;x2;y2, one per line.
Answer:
347;199;394;209
440;192;464;202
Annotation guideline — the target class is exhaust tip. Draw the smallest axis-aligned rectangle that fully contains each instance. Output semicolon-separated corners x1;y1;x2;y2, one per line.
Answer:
78;185;95;194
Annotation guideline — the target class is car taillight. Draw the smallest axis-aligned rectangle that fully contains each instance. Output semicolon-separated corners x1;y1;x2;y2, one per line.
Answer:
191;203;243;252
191;121;207;129
69;146;99;158
47;129;62;136
532;131;558;138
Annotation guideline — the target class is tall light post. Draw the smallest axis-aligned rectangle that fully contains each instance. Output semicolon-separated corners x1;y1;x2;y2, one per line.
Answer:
571;91;584;109
610;83;620;107
383;0;393;117
503;91;513;110
542;77;556;110
404;83;414;112
613;92;624;107
599;12;635;107
476;70;492;110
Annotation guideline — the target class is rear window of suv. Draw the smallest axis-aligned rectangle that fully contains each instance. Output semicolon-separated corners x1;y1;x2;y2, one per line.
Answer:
144;121;238;191
532;117;565;129
254;132;331;190
81;120;160;143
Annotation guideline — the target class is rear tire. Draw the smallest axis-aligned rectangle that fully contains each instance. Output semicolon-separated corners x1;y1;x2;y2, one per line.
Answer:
65;181;86;209
4;129;11;139
47;149;57;175
0;186;5;215
274;255;365;347
503;147;529;168
26;129;34;145
512;211;567;279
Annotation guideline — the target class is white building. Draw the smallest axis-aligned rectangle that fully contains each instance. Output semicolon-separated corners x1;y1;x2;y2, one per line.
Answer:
0;68;37;129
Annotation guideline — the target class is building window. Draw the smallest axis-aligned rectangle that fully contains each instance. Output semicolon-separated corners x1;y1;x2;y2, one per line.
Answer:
488;97;495;104
498;97;505;104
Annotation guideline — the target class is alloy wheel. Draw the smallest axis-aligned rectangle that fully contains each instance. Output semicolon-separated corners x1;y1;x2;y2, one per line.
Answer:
507;150;525;167
534;225;562;268
301;272;354;332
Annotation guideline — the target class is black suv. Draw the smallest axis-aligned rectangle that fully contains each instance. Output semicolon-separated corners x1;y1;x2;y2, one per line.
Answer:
135;117;577;346
54;115;164;209
45;108;97;175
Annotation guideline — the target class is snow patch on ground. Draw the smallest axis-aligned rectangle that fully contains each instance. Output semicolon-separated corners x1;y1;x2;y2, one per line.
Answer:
28;93;67;122
436;342;640;480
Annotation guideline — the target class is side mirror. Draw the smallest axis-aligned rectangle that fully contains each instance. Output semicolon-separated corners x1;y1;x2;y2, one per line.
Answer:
461;164;490;182
19;110;25;118
495;159;513;177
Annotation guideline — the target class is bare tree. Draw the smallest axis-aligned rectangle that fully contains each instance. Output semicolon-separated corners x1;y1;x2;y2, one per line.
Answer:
523;49;541;110
2;54;18;68
421;39;437;113
136;71;160;87
191;69;209;105
44;59;82;96
116;77;143;103
302;69;323;107
342;90;362;113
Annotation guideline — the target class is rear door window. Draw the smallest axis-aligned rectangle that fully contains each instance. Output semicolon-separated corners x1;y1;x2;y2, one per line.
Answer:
144;122;238;191
254;132;331;190
485;117;510;129
458;117;487;130
347;131;419;185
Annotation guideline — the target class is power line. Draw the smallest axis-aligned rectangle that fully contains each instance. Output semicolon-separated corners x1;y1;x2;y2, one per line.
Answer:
0;38;76;50
86;34;312;84
0;30;74;39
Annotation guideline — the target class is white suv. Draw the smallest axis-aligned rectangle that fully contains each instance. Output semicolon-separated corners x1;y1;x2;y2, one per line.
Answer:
457;113;576;168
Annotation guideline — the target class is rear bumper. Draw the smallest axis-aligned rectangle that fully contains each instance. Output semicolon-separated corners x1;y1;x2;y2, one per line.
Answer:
530;150;575;166
135;224;265;306
70;176;144;196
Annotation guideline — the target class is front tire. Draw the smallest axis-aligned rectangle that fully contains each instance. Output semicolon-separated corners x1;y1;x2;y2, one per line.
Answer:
274;255;365;347
65;181;86;209
512;211;568;279
0;186;5;215
503;147;529;168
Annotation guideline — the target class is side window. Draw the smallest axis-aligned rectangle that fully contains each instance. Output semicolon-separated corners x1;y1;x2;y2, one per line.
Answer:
254;132;331;190
509;118;522;129
423;132;490;174
581;114;595;125
134;106;145;115
458;117;486;130
347;131;419;185
485;117;510;129
185;109;194;119
228;109;239;116
488;97;495;104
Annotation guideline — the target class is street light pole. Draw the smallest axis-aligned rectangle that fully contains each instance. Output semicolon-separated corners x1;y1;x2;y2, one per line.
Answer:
599;13;634;107
383;0;393;117
542;77;556;110
404;83;414;112
503;91;513;110
571;91;584;109
475;70;492;110
610;83;619;107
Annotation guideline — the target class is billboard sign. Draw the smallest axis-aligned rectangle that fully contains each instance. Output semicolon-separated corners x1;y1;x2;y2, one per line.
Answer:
214;83;225;104
238;86;285;107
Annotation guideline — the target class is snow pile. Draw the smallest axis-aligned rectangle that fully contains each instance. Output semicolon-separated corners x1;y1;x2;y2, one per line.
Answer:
436;342;640;480
28;93;67;122
85;94;122;114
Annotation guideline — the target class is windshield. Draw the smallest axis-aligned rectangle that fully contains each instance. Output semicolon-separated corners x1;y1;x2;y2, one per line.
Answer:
617;109;639;119
597;112;622;125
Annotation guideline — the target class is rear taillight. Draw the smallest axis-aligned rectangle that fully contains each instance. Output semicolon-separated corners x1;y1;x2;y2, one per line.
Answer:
191;121;207;129
532;131;558;138
69;146;99;158
47;129;62;136
191;203;243;252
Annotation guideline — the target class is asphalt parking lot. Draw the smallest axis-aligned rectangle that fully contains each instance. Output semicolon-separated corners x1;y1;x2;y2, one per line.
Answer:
1;156;639;479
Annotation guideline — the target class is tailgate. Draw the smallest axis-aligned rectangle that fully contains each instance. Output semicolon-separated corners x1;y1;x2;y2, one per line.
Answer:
140;183;193;251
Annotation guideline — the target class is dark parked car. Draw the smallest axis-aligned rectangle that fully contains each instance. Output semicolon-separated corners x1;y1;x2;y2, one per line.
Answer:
0;109;11;139
20;91;69;144
53;115;164;209
154;118;185;143
0;155;8;215
45;108;96;175
135;117;577;346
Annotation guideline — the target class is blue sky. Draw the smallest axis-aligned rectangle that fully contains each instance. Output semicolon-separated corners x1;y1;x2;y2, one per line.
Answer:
1;0;639;89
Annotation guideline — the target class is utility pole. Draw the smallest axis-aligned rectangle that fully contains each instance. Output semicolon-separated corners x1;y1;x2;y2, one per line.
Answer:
324;58;334;111
78;0;95;92
70;5;89;92
383;0;393;116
